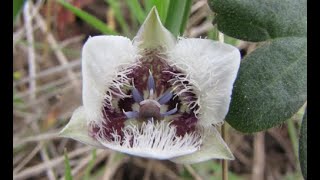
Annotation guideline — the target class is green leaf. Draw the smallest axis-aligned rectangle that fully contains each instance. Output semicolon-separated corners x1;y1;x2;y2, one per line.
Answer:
299;109;307;179
13;0;25;23
64;149;73;180
226;37;307;132
165;0;192;36
106;0;131;36
179;0;192;35
209;0;307;41
124;0;146;24
57;0;117;35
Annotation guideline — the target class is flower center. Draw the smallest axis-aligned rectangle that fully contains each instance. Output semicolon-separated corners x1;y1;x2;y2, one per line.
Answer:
90;50;200;141
122;70;179;122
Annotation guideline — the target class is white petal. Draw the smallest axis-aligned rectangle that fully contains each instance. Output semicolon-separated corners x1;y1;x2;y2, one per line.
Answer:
59;106;105;148
133;7;176;51
82;35;138;124
169;38;241;127
96;120;201;159
170;126;234;164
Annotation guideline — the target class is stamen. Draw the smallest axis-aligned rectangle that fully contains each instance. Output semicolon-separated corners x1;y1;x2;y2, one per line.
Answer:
123;110;139;119
150;89;154;99
161;104;178;117
132;87;144;103
157;90;173;105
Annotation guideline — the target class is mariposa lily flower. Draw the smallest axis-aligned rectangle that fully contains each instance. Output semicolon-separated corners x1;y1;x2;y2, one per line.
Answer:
60;7;240;164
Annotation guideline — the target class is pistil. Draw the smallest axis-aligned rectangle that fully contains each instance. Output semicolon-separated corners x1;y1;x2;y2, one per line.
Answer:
123;70;178;121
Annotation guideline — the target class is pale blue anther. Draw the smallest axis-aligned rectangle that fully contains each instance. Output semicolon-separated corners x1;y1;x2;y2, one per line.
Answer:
123;110;139;119
148;70;156;92
161;104;178;117
157;91;173;105
132;87;144;103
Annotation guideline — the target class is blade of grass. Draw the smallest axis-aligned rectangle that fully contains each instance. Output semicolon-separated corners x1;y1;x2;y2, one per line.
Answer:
165;0;192;36
57;0;117;35
64;149;73;180
146;0;170;23
144;0;153;12
129;12;139;33
124;0;146;24
179;0;192;35
83;149;97;180
105;0;131;36
13;0;25;23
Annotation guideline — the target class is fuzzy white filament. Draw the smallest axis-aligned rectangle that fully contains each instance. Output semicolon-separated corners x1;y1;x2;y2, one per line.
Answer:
97;120;203;159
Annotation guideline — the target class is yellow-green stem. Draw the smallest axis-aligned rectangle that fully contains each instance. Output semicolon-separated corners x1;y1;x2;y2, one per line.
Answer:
287;119;299;166
221;123;228;180
219;31;228;180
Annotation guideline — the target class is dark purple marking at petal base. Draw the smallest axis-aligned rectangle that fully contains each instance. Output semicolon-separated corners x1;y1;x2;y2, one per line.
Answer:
171;112;198;136
89;110;126;141
118;94;135;112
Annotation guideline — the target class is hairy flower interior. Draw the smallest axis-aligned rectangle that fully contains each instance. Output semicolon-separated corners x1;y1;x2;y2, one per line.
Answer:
89;50;202;157
96;120;203;159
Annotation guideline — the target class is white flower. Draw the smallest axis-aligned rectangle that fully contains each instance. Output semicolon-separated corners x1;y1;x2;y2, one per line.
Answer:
60;7;240;164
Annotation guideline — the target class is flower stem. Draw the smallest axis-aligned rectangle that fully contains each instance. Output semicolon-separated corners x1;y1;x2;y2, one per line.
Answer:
287;118;299;165
221;123;228;180
218;31;228;180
